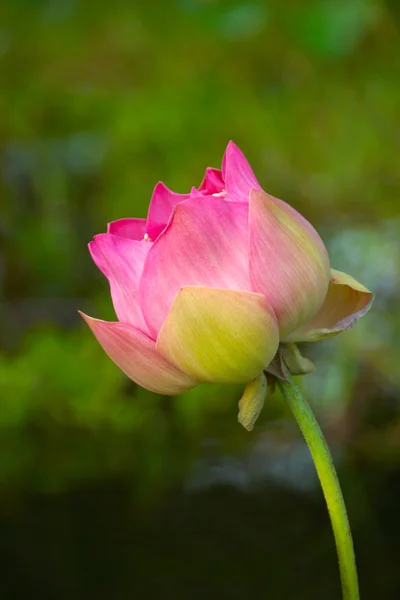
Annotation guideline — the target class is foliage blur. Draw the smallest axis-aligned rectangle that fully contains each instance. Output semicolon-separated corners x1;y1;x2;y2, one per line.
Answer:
1;0;400;598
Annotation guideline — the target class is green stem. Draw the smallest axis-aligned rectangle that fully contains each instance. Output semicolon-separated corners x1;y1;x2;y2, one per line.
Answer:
277;369;360;600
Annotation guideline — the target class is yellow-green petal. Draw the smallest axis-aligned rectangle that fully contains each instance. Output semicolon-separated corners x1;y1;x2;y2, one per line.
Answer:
284;269;374;343
156;286;279;384
238;372;267;431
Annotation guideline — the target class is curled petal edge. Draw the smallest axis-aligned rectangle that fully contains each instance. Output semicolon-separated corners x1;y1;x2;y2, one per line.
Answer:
283;269;374;343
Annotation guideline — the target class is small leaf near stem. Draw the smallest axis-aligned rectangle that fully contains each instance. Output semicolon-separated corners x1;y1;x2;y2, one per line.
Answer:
238;372;267;431
277;365;360;600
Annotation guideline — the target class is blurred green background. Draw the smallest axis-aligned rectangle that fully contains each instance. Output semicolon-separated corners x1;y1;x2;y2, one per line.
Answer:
1;0;400;598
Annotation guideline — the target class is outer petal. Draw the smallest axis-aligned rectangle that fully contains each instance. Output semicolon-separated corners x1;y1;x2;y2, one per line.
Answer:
156;286;279;384
249;189;330;338
222;141;261;203
89;233;151;333
80;313;197;394
146;181;190;241
198;168;225;195
140;197;251;338
284;269;374;342
107;218;147;241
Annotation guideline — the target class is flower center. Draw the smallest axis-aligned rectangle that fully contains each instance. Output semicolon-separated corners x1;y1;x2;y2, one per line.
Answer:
143;233;152;242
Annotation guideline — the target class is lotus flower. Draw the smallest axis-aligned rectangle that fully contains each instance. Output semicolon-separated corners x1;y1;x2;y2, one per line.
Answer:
81;142;373;427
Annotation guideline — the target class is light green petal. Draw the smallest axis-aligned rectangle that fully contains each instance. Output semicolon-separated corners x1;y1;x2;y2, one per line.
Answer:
156;286;279;384
281;343;315;375
283;269;374;343
238;372;267;431
265;344;315;379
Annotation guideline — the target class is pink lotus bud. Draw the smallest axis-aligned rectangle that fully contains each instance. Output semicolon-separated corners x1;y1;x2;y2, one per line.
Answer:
81;142;372;403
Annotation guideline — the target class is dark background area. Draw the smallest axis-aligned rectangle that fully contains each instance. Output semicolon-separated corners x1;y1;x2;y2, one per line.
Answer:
1;1;399;598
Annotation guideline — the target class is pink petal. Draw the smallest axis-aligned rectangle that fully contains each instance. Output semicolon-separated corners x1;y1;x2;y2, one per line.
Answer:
146;181;190;241
107;218;147;241
198;168;225;195
80;312;197;395
284;269;374;342
190;186;203;198
140;197;251;338
222;141;261;203
89;233;151;333
249;189;330;338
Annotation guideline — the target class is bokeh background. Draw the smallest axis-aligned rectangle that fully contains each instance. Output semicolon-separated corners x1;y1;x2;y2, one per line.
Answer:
1;0;400;598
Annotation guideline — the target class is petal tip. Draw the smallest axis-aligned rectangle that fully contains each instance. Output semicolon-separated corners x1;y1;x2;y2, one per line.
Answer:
78;310;100;328
152;180;167;194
